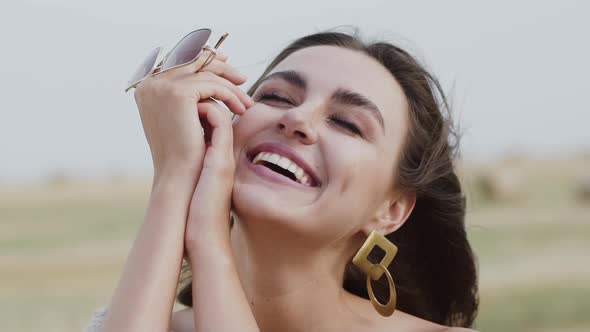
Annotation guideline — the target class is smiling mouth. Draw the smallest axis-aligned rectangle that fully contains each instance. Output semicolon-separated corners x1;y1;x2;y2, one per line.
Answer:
257;160;299;182
246;152;319;187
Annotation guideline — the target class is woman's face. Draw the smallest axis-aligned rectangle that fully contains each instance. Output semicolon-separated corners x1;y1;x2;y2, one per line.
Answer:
231;45;409;243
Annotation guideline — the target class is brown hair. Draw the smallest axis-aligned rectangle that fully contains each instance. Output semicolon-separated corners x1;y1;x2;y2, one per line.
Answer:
177;29;479;328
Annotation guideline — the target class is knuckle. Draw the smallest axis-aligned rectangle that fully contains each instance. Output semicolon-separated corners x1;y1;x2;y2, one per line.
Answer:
224;84;236;95
204;69;230;85
196;70;215;80
214;85;232;98
217;63;230;76
225;81;239;93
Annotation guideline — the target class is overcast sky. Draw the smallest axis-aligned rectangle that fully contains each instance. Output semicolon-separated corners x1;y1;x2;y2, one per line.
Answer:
1;0;588;183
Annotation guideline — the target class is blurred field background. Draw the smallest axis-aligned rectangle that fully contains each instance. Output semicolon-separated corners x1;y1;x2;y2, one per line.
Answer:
2;1;589;331
0;154;588;332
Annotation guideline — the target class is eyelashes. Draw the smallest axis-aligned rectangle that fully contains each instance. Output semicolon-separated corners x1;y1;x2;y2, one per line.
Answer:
253;91;364;137
253;91;294;105
329;117;363;136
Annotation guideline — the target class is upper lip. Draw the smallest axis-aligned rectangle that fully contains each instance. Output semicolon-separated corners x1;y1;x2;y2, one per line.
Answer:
247;142;322;187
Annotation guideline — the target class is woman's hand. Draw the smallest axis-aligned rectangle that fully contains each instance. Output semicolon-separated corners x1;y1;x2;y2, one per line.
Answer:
185;99;236;252
102;50;255;332
133;50;254;181
182;100;261;332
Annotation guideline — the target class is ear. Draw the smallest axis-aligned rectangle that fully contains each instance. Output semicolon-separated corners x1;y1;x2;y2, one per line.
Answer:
361;190;416;236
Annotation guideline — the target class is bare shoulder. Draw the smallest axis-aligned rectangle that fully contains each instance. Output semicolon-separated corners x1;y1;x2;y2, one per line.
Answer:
170;305;480;332
374;310;478;332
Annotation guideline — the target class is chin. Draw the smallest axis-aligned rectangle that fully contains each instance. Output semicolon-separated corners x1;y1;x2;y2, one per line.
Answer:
231;181;348;245
231;181;297;226
230;155;321;226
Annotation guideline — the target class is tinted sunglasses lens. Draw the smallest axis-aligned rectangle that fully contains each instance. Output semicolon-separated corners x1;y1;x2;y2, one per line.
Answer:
161;29;212;70
128;47;161;87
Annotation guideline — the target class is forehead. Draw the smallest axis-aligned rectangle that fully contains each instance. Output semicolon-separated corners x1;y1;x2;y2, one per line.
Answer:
269;45;408;138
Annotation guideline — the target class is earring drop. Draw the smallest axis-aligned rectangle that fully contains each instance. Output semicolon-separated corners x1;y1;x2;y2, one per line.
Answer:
352;230;397;317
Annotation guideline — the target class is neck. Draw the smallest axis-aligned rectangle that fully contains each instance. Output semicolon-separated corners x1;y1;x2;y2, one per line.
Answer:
229;217;371;332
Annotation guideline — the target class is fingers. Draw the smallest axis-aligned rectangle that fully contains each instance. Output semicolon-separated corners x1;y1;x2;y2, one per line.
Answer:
199;58;248;86
141;45;253;116
156;48;218;78
191;79;248;115
197;100;235;175
216;51;229;62
157;49;245;86
178;71;254;114
197;70;254;108
197;99;225;146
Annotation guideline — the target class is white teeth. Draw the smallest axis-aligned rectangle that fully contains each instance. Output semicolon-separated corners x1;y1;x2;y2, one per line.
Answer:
269;154;280;164
294;167;304;179
252;153;264;164
287;163;297;173
301;174;310;186
252;151;314;186
277;157;290;169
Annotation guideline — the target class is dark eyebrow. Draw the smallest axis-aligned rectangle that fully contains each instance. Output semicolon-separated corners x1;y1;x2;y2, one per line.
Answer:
259;70;307;91
331;88;385;133
259;70;385;133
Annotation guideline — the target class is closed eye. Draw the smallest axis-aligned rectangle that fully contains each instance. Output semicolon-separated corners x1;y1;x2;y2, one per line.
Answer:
254;92;294;105
254;92;364;137
329;117;363;136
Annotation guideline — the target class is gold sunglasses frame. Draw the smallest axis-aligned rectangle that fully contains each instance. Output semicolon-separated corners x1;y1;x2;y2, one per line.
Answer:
125;28;229;92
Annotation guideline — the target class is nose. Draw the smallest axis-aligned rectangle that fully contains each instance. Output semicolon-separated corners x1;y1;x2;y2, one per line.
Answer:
276;105;319;144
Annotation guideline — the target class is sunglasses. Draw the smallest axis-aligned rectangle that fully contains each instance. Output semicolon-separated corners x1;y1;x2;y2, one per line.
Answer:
125;28;229;92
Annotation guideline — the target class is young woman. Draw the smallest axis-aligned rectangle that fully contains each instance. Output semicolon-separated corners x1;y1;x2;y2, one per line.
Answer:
85;30;479;332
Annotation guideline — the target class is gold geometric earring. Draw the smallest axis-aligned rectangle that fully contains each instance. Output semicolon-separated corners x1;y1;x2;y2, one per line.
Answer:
352;230;398;317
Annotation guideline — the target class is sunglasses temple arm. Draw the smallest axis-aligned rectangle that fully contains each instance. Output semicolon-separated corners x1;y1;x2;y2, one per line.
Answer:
214;33;229;49
202;51;216;69
198;33;228;69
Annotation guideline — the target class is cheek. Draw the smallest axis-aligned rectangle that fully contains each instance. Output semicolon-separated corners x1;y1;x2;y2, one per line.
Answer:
325;144;378;198
335;158;361;195
232;108;272;157
314;156;382;236
327;149;392;221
